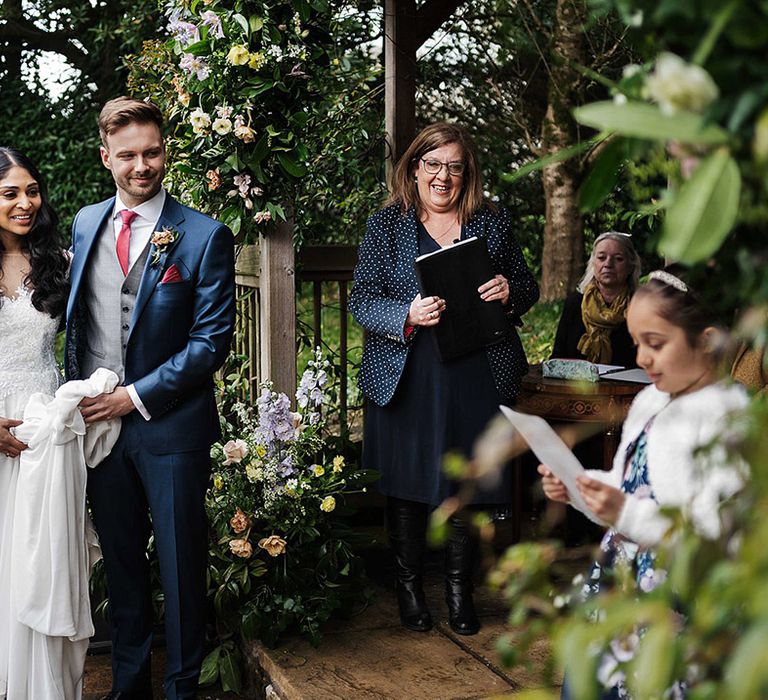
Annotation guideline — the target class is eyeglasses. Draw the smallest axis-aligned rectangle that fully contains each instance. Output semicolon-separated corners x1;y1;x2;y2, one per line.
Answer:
419;157;465;176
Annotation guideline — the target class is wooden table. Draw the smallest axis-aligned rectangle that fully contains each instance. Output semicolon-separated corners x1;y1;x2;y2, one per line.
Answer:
516;364;645;469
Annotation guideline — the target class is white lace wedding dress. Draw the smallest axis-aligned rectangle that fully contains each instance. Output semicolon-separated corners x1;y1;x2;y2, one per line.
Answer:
0;287;87;700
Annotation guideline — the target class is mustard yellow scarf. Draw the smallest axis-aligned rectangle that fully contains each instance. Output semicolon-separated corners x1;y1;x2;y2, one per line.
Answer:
577;281;630;363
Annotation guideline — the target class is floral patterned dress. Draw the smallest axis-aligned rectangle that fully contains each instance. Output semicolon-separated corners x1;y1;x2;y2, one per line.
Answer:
587;419;666;598
575;419;685;700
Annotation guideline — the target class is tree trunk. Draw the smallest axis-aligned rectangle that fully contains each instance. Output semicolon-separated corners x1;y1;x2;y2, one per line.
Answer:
539;0;586;301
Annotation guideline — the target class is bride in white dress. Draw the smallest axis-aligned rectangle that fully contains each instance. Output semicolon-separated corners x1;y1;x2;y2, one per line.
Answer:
0;147;86;699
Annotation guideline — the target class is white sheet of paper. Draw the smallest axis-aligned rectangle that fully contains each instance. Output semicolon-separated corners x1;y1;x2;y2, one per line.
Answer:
499;405;595;516
600;368;651;384
596;363;624;375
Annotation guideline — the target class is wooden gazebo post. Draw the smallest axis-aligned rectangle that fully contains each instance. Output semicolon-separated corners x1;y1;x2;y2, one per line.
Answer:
384;0;465;172
259;217;296;399
252;0;465;402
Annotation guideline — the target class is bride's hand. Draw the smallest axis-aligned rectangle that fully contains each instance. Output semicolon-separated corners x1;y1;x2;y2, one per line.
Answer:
0;417;27;459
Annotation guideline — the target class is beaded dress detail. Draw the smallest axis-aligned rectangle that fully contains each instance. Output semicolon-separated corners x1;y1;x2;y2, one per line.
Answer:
0;287;61;400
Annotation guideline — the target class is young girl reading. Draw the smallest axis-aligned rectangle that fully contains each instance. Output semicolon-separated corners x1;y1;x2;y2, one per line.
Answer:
539;269;748;698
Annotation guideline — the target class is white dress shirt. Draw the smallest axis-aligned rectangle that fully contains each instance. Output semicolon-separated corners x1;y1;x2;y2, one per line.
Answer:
109;187;167;420
111;188;167;271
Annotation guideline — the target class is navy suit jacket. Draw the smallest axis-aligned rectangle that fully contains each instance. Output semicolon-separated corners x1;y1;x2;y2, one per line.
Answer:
349;204;539;406
65;193;235;453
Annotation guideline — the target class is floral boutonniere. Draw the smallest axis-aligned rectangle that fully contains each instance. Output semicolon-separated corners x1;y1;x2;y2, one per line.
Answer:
149;226;178;267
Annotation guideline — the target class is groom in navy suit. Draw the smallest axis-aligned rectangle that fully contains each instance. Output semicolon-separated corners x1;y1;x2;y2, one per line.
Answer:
65;97;235;699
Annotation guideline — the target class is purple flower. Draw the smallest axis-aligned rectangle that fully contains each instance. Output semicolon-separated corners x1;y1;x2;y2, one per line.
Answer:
200;11;225;39
179;53;210;81
168;17;200;46
255;388;297;451
288;63;308;78
277;456;296;478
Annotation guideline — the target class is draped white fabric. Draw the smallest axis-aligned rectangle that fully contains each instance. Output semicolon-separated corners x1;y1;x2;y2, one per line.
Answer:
1;368;120;700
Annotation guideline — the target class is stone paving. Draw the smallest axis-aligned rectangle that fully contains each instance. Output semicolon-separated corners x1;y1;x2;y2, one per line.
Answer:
84;543;587;699
245;557;563;700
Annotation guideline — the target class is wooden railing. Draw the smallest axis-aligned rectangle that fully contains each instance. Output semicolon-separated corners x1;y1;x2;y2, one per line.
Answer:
296;245;359;423
234;244;359;419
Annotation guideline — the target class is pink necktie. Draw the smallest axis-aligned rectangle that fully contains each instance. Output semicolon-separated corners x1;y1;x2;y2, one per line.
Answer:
116;210;137;276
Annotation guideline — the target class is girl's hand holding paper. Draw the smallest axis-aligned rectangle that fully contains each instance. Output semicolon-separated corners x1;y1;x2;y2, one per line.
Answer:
574;476;625;525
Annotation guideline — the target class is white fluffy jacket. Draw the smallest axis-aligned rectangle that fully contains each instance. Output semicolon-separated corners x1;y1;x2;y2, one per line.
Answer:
574;381;748;547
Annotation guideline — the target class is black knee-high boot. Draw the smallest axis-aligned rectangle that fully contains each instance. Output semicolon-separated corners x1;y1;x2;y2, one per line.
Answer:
387;497;432;632
445;515;480;635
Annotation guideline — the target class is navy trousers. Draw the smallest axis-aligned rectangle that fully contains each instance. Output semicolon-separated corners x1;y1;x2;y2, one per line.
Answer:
87;415;210;700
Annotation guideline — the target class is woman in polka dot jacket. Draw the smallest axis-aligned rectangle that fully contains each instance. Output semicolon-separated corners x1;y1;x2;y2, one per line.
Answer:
350;123;539;636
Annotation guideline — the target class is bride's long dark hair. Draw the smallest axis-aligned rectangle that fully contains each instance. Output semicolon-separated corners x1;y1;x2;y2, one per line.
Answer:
0;147;69;317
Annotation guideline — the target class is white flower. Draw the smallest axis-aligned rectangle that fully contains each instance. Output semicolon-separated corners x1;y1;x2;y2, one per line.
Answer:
622;64;642;79
189;107;211;134
628;10;643;27
212;117;232;135
610;633;640;662
645;52;719;115
216;105;233;119
222;439;248;465
638;567;667;593
597;652;625;689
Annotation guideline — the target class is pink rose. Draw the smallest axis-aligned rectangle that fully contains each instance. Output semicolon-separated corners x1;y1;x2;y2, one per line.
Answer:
222;439;249;465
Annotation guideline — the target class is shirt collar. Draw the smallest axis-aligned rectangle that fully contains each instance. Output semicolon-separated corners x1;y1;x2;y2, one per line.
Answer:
113;187;167;222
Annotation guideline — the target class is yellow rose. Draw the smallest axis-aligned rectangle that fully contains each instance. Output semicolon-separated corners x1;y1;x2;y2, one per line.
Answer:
248;51;265;70
332;455;345;473
229;507;251;534
213;474;223;490
258;535;287;557
229;538;253;558
227;45;251;66
245;463;263;482
320;496;336;513
312;464;325;477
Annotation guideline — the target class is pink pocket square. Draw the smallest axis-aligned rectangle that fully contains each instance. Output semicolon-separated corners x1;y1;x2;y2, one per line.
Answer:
161;264;183;284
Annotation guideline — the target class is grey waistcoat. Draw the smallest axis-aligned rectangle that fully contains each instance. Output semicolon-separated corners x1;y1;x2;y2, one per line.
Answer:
81;228;150;381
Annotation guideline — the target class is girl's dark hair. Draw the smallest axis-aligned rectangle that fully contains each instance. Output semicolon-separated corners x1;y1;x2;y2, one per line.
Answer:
634;264;728;362
0;147;69;317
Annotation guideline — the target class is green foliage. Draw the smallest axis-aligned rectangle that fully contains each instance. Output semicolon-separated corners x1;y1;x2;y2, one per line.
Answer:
519;301;564;365
202;350;375;688
0;0;161;232
574;101;729;145
489;2;768;696
129;1;385;246
660;148;741;263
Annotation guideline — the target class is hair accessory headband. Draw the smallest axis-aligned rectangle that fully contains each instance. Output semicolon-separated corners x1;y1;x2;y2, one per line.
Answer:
648;270;688;293
596;231;632;239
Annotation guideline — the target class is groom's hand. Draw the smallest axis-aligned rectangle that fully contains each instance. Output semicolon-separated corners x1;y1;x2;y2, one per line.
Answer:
79;387;136;424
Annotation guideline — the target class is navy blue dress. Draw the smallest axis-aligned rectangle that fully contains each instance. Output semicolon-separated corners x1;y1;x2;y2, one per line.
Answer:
363;222;512;506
